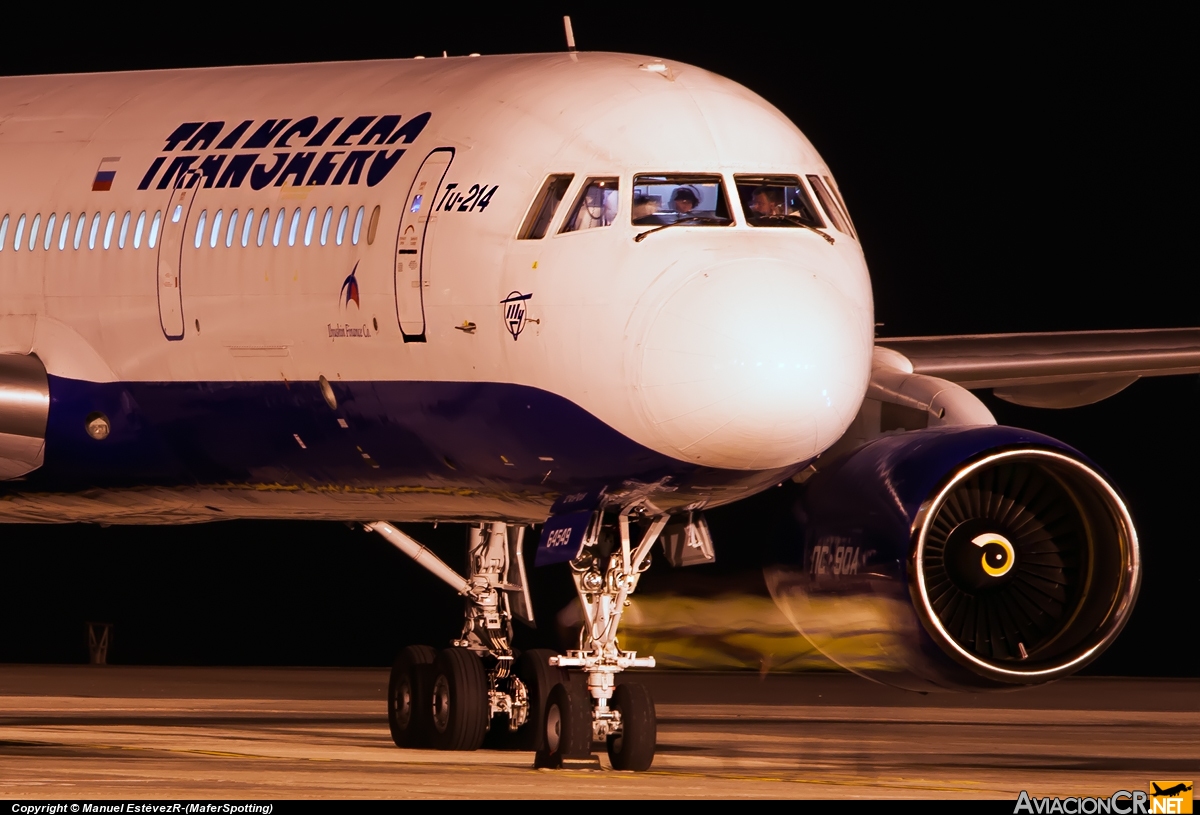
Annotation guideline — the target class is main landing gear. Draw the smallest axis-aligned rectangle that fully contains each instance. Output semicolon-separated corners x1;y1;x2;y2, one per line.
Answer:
367;511;671;770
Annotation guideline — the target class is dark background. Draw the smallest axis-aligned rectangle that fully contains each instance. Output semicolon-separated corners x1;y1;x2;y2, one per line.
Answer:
1;11;1195;674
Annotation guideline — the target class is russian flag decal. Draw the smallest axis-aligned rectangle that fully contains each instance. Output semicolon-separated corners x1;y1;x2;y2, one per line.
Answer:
92;157;120;191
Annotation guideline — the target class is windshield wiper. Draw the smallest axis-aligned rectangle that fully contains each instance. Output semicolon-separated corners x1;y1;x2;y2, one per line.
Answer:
634;215;731;243
749;215;836;244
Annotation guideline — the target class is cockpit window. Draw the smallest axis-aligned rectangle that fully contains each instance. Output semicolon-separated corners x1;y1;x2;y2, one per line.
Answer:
518;174;574;239
807;174;854;238
811;174;858;240
632;175;732;225
734;175;823;227
560;178;618;233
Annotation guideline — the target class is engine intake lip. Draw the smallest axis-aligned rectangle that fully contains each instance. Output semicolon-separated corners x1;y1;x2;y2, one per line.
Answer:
909;447;1140;684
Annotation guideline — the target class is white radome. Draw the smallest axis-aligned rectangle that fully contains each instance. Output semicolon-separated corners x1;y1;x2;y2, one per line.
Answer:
636;258;871;470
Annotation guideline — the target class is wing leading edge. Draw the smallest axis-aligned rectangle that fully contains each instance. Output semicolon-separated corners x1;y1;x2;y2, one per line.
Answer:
876;328;1200;408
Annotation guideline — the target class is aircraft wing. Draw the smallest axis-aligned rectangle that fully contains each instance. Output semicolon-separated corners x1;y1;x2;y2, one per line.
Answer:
876;328;1200;408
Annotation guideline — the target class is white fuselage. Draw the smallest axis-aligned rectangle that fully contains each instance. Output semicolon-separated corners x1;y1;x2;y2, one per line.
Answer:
0;52;873;524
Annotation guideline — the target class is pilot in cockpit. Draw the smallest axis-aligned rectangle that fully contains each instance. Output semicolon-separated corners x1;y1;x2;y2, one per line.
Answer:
671;187;699;217
749;186;785;217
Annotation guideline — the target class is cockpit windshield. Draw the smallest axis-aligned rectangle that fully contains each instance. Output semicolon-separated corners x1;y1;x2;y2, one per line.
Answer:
734;175;823;228
632;175;731;226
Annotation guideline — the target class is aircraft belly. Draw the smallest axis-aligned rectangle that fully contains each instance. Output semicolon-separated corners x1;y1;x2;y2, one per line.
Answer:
0;376;796;524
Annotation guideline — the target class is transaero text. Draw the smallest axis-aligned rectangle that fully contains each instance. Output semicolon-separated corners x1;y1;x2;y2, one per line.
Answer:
138;114;432;191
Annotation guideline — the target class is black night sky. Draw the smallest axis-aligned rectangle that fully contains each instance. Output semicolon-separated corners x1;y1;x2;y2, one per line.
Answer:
1;11;1195;675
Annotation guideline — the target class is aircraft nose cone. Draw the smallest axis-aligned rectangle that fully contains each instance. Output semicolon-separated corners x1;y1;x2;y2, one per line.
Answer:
635;259;872;470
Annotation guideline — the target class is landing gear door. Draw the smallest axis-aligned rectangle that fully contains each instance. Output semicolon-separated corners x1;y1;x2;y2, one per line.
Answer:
156;170;200;341
395;148;455;343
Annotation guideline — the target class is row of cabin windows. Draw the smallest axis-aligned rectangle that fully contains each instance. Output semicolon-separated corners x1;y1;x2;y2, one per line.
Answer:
190;205;377;249
0;211;164;252
0;205;381;253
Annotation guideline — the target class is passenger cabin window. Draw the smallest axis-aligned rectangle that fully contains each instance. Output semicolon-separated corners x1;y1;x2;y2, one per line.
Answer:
320;207;332;246
242;209;255;247
518;174;574;239
632;175;731;226
367;205;380;245
336;207;349;245
210;210;223;248
560;178;618;233
288;208;301;246
734;175;823;228
194;211;207;249
272;209;285;247
807;174;856;239
304;207;317;246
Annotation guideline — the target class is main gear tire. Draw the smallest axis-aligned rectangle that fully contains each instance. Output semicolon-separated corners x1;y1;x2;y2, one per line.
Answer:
430;647;489;751
387;644;437;748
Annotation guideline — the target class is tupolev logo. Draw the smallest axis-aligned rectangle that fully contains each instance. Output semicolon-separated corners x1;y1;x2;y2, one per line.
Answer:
501;291;532;341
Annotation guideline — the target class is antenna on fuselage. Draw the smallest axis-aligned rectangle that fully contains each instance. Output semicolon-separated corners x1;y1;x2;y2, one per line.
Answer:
563;16;576;51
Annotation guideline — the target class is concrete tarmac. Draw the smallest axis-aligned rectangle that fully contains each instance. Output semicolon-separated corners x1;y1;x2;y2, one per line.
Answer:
0;666;1196;799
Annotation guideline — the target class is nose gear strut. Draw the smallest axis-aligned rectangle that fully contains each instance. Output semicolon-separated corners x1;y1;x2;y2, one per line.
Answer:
540;511;668;769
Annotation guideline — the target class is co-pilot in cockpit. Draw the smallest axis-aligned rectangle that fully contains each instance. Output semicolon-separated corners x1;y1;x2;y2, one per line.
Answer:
562;178;619;232
631;175;730;226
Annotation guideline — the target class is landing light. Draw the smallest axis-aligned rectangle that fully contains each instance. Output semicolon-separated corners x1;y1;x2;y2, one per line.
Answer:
85;412;110;441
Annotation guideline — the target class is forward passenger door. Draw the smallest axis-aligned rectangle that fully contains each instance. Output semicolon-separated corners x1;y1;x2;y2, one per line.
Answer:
394;148;455;343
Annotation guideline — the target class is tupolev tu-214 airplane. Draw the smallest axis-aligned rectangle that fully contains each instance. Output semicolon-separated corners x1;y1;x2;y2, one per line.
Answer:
2;44;1199;771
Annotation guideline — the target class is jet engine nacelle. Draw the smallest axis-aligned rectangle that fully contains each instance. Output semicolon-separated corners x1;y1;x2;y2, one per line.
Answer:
765;425;1140;691
0;354;49;480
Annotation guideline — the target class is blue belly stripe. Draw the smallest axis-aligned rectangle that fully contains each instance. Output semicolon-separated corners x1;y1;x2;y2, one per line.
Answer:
6;376;797;512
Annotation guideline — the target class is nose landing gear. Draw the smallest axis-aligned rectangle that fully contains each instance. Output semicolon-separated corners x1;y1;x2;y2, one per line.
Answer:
369;511;669;770
545;512;667;769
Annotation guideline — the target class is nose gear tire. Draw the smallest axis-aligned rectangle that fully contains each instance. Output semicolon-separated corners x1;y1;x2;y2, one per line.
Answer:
606;682;656;771
534;681;593;768
430;647;489;751
387;644;437;748
510;648;570;751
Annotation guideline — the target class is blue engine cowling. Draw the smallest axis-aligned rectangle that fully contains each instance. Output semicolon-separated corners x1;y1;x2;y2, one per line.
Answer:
764;425;1140;691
